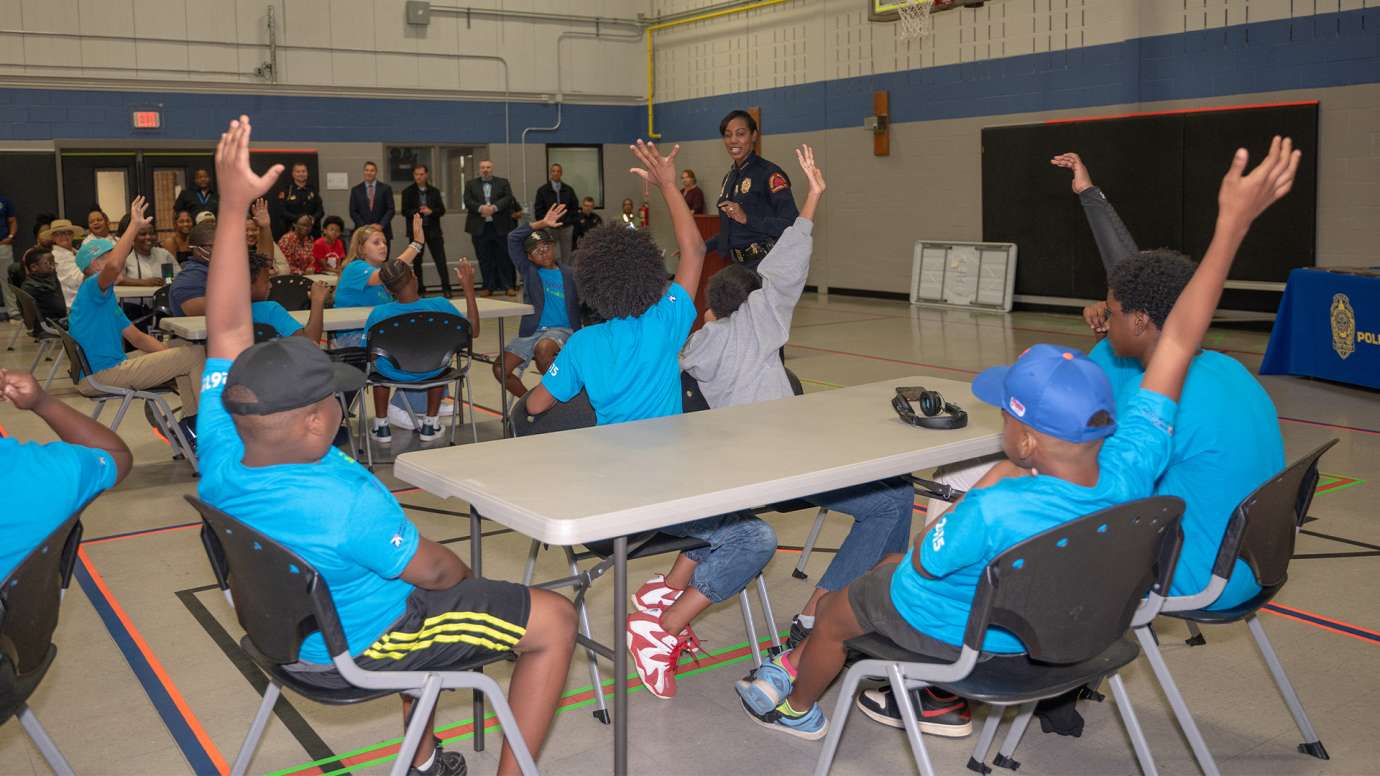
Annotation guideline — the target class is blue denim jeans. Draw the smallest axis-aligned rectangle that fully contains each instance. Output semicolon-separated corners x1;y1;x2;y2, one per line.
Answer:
660;512;777;604
806;478;913;592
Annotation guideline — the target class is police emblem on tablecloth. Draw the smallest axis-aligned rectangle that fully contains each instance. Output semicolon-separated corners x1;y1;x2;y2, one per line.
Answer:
1331;293;1355;360
739;177;751;194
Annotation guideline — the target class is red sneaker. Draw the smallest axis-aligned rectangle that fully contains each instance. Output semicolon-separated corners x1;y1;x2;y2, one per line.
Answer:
632;574;683;613
626;611;701;699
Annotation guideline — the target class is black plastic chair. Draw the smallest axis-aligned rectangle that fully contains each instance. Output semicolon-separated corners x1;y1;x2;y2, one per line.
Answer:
10;287;65;388
252;322;280;343
129;284;174;338
360;312;477;468
510;391;781;723
1115;439;1339;776
53;323;198;473
268;274;315;311
186;496;537;776
1;512;86;776
816;496;1186;776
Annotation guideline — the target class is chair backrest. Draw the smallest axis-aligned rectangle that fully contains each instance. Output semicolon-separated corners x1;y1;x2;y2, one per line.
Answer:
784;367;804;397
268;274;315;311
185;496;349;664
150;284;173;317
0;513;84;696
681;367;804;415
365;312;471;375
12;286;45;338
959;496;1184;664
512;390;597;436
1209;439;1338;591
53;324;94;383
253;322;280;343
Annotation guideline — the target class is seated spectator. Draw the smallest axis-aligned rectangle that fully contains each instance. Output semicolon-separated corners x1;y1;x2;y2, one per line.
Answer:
169;222;216;316
0;368;132;580
195;211;217;226
117;213;178;287
312;215;347;273
619;198;638;229
493;204;581;399
162;210;195;264
69;197;207;420
278;213;317;274
362;258;479;445
86;209;113;241
46;219;86;306
19;249;67;322
249;253;327;343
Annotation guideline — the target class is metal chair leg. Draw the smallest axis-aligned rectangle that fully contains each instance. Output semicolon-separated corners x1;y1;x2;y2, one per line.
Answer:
521;538;542;586
967;705;1004;773
739;588;764;668
465;375;479;444
482;681;541;776
27;339;50;372
363;382;376;470
43;349;64;388
1108;672;1159;776
231;682;280;776
90;398;109;422
6;324;21;350
157;397;199;474
1134;626;1220;776
109;394;135;431
755;574;782;654
390;677;443;776
993;702;1036;770
1246;615;1327;758
17;705;75;776
567;547;610;724
889;664;938;776
794;507;829;579
1185;621;1206;646
814;660;877;776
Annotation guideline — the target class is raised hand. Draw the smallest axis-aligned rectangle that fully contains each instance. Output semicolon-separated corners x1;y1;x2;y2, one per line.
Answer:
215;116;283;207
0;369;44;410
1051;152;1094;194
309;280;331;306
252;197;271;228
1082;301;1109;338
629;139;680;190
411;213;425;244
127;196;152;231
795;144;826;194
1218;136;1301;228
456;258;476;288
537;203;566;230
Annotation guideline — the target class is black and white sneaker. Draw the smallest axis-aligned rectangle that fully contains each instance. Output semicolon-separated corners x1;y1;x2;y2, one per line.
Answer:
408;747;466;776
786;615;813;650
371;422;392;446
857;686;973;737
418;420;443;442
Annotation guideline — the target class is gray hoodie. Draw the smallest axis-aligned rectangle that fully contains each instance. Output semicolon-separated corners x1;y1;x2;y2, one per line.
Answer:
680;217;813;408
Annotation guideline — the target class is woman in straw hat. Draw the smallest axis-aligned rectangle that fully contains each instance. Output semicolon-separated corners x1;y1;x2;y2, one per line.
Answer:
43;218;87;306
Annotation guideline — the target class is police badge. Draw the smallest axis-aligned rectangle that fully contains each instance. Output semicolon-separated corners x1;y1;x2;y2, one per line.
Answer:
1331;293;1355;360
739;177;751;194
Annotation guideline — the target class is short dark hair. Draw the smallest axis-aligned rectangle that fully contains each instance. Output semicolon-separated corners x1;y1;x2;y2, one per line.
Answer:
378;258;414;294
188;221;217;247
719;109;758;136
413;163;428;174
1108;249;1196;329
292;161;309;171
707;264;762;318
363;161;377;169
573;223;667;320
582;196;595;204
249;253;274;278
22;248;52;272
322;215;344;231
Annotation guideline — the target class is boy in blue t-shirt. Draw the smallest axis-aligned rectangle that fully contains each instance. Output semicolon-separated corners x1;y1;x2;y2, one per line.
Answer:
197;117;575;776
361;257;479;445
492;205;582;399
1;368;132;580
248;253;328;343
736;137;1303;740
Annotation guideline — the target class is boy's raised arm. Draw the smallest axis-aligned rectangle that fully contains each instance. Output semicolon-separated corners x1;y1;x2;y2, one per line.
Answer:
1142;136;1300;403
630;140;706;293
97;196;150;291
207;117;283;362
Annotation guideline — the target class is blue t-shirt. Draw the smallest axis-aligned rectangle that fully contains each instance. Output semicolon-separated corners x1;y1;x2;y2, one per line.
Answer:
1088;340;1282;609
362;296;460;382
536;268;570;330
334;260;392;308
0;437;116;580
169;258;209;316
69;275;132;374
251;300;303;337
196;359;419;663
542;282;696;426
891;388;1177;653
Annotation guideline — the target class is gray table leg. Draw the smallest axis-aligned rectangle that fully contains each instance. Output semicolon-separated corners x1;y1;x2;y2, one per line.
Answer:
613;535;628;776
498;318;509;435
470;506;485;752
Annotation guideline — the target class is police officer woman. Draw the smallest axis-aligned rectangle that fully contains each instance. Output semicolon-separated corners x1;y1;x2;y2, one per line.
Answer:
706;110;799;269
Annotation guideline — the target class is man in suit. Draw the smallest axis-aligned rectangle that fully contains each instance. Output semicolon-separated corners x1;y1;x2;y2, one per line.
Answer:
348;161;395;249
400;164;452;297
532;163;579;263
463;159;517;297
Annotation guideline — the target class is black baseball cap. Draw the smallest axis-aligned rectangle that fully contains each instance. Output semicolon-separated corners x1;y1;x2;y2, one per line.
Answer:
523;228;555;253
223;337;365;416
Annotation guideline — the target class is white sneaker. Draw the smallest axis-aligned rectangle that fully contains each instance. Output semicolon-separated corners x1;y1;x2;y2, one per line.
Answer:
371;421;392;446
633;574;684;613
418;419;443;443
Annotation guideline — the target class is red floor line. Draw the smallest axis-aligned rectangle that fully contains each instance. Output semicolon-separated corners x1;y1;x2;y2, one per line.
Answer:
1277;416;1380;436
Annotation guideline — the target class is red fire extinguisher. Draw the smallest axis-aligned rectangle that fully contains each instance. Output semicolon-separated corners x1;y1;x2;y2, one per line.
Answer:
639;200;650;229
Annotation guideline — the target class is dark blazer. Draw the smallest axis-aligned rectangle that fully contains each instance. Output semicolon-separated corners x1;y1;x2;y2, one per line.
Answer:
463;177;516;235
348;180;396;240
173;187;218;219
401;184;447;239
507;224;582;338
533;181;580;221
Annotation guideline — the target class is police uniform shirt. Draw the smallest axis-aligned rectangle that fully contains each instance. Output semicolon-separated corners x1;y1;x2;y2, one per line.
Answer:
279;184;324;235
708;152;800;259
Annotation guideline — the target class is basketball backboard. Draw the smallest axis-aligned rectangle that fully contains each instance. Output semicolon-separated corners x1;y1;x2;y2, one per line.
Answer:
868;0;989;23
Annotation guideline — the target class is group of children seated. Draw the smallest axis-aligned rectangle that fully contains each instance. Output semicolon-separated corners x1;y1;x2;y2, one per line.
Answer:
1;112;1300;776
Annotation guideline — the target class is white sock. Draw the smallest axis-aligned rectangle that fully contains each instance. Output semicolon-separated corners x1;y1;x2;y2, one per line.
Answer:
796;614;815;628
415;750;436;772
424;415;439;427
372;418;388;430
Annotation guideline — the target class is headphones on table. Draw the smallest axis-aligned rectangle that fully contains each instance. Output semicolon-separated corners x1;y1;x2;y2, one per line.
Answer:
891;386;968;430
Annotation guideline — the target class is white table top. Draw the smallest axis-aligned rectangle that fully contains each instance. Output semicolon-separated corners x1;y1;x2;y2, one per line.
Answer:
114;284;163;299
395;376;1003;546
160;297;533;340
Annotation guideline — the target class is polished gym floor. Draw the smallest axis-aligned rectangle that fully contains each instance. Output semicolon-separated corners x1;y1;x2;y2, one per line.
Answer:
2;293;1376;776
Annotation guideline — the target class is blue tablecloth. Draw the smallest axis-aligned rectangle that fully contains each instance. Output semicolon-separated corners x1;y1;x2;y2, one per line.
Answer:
1261;267;1380;390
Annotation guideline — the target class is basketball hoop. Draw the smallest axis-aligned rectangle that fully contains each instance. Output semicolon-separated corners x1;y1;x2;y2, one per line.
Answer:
895;0;935;40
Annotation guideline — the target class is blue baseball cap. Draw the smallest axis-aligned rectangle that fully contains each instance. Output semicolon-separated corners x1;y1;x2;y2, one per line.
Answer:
972;344;1118;444
74;238;115;272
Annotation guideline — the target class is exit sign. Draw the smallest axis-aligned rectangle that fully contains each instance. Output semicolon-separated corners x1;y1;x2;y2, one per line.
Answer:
132;110;162;129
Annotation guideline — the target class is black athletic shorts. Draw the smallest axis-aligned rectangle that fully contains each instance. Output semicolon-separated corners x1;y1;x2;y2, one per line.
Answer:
847;561;962;662
286;577;530;689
